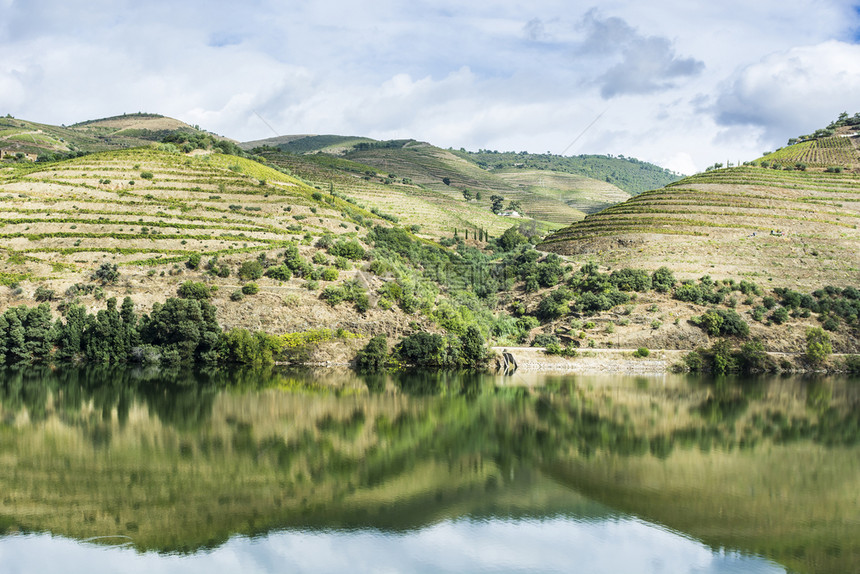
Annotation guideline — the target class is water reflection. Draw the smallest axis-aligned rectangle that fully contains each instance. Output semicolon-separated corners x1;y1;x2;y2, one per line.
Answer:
0;517;787;574
0;367;857;574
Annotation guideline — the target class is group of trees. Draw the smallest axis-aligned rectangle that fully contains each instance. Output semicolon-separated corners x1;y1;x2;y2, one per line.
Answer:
356;326;488;372
0;296;277;367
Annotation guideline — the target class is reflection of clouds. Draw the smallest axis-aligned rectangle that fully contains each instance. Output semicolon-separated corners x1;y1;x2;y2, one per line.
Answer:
0;518;785;574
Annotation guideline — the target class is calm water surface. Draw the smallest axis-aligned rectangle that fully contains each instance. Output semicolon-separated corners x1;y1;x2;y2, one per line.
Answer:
0;366;857;574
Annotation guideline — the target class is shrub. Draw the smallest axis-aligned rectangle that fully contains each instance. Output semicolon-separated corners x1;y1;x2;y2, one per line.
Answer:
140;171;154;179
396;332;445;367
531;333;560;348
328;238;365;260
241;282;259;295
34;285;55;302
633;347;650;358
805;327;831;365
186;253;201;270
355;335;388;372
92;262;120;284
651;266;676;293
177;280;211;300
609;268;652;292
695;309;749;337
536;288;572;321
230;290;244;301
238;260;264;281
322;267;339;281
769;307;789;325
264;265;292;281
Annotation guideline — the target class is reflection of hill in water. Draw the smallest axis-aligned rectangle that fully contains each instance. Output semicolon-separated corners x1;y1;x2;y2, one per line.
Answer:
0;367;858;573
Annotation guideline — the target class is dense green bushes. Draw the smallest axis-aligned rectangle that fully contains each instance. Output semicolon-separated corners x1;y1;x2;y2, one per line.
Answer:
693;309;749;337
0;297;292;367
393;326;487;368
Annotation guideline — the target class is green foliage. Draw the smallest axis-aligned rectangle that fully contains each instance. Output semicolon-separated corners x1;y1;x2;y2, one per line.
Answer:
651;267;676;293
497;226;527;252
140;298;221;364
186;253;201;270
328;238;366;261
91;262;119;284
322;267;339;281
139;171;154;179
264;265;292;281
237;260;264;281
34;285;55;302
536;288;573;322
633;347;650;358
770;307;789;325
695;309;749;337
241;282;259;295
738;339;776;373
355;335;389;372
609;268;652;292
805;327;831;365
220;328;280;365
320;280;368;312
531;333;560;348
177;280;212;300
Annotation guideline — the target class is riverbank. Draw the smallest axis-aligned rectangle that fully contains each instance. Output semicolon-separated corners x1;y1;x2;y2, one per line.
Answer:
490;346;856;374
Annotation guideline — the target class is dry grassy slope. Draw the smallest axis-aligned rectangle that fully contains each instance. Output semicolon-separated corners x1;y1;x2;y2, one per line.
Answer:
540;165;860;290
0;146;428;339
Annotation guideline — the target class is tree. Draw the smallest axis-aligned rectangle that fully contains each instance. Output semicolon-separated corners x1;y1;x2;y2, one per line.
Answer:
462;189;473;201
442;177;451;186
460;326;486;366
497;226;526;251
805;327;831;365
356;335;389;372
490;194;505;213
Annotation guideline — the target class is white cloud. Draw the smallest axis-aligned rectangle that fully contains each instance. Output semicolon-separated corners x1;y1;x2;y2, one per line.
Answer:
0;1;859;173
714;41;860;143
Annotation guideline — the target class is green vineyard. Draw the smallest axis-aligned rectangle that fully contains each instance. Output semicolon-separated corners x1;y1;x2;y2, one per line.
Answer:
761;136;858;168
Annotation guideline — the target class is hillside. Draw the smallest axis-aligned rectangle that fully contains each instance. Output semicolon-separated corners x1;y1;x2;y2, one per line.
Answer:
540;136;860;291
245;137;636;227
454;149;682;195
0;113;219;159
0;145;447;340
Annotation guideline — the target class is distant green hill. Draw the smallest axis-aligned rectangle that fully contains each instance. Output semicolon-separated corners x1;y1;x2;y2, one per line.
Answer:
241;134;376;154
453;150;682;196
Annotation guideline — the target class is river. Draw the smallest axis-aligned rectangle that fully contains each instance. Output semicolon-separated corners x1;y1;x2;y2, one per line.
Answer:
0;366;857;573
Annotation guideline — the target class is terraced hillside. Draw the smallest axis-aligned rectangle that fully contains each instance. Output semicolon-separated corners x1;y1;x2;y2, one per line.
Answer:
0;146;431;337
761;133;858;169
493;169;631;215
540;165;860;289
257;147;519;238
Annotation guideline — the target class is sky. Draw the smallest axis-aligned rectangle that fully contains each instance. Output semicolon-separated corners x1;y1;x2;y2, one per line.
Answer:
1;0;859;174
